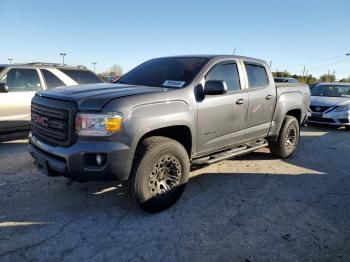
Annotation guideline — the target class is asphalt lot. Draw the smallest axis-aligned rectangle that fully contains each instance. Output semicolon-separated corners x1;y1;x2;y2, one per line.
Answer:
0;126;349;261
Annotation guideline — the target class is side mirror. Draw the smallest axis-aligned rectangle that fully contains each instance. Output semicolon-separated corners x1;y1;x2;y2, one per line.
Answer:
0;83;9;93
204;80;227;95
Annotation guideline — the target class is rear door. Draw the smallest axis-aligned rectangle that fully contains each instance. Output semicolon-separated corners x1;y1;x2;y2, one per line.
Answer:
196;60;248;155
243;62;276;138
0;68;43;132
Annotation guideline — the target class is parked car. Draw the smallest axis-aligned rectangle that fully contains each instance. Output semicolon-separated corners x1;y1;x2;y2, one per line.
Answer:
274;77;300;83
307;83;350;130
0;63;103;141
308;82;320;90
29;55;310;212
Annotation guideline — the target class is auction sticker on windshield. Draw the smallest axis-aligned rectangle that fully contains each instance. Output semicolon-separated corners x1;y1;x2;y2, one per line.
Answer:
162;80;186;88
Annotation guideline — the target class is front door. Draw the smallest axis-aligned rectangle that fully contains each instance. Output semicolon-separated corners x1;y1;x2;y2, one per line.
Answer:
196;61;248;155
0;68;43;132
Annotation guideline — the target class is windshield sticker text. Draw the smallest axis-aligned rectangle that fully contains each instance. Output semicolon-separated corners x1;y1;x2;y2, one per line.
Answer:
162;80;186;88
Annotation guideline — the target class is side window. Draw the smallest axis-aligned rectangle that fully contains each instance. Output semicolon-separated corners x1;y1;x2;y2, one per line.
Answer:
0;68;42;92
245;63;269;89
205;63;241;91
60;69;103;84
42;69;66;89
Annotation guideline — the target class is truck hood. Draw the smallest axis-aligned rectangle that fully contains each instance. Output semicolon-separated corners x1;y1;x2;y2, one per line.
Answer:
37;83;167;111
310;96;350;107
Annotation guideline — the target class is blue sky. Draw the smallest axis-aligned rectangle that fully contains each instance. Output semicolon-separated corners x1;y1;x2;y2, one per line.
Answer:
1;0;349;78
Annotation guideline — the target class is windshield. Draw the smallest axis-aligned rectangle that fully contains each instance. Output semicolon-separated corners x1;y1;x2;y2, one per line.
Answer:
117;57;209;88
311;84;350;97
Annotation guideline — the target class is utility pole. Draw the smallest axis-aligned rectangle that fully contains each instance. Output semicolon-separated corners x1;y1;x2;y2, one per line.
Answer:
269;60;272;68
92;62;97;73
8;58;13;64
233;48;236;55
59;53;67;65
302;66;306;78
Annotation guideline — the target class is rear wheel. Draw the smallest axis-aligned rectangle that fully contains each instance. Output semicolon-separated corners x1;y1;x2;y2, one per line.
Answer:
123;136;190;213
269;116;300;158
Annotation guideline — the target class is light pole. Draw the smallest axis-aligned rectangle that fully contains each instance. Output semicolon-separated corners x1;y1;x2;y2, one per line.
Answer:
92;62;97;73
59;53;67;65
8;58;13;64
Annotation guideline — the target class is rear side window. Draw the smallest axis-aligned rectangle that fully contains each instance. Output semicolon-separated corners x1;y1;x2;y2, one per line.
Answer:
60;69;103;85
205;63;241;91
0;68;42;91
42;69;65;89
245;63;269;89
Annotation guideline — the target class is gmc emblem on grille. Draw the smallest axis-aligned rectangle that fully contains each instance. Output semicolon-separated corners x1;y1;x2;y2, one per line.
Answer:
32;113;49;127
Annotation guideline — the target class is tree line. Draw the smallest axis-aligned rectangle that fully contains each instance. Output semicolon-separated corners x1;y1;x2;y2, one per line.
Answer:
272;71;350;84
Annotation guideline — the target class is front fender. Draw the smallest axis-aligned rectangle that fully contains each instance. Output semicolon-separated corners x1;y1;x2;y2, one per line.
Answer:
115;100;195;178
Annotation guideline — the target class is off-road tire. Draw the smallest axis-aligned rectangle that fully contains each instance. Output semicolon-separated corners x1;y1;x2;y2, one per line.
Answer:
123;136;190;213
269;116;300;158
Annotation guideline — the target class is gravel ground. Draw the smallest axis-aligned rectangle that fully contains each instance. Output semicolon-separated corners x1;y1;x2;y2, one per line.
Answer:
0;126;349;262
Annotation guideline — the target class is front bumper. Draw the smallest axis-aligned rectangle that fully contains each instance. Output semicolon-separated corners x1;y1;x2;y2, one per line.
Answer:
307;110;350;126
28;133;133;182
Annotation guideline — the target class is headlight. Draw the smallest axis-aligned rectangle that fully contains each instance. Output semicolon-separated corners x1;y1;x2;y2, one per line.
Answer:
75;112;122;136
334;105;350;112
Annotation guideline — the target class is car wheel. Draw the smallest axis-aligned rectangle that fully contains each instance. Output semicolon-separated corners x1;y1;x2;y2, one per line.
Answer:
269;116;300;158
123;136;190;213
345;126;350;131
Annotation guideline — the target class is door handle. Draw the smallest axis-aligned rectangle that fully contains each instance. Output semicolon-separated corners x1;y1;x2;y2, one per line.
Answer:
266;95;273;100
236;98;244;105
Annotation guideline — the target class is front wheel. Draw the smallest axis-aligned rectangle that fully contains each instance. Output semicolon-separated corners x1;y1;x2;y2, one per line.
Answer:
269;116;300;158
123;136;190;213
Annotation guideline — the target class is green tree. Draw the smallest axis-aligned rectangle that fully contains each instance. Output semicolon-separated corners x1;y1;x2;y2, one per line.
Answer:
339;76;350;83
319;74;336;82
273;71;292;77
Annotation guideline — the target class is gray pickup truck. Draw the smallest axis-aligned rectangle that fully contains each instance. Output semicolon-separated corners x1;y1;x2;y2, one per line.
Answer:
29;55;310;212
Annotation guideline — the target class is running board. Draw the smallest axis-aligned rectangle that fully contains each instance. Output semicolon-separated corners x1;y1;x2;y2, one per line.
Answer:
192;140;268;165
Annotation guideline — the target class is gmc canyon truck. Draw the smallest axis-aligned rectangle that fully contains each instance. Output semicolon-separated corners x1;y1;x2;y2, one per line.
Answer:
29;55;310;213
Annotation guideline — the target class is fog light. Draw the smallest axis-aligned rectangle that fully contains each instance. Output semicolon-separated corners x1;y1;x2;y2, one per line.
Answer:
96;154;104;166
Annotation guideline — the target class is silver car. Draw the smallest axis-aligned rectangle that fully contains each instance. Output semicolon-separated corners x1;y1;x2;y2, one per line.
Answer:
307;83;350;130
0;63;103;141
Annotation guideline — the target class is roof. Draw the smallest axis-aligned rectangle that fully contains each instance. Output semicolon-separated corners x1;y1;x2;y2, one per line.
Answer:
0;62;88;70
154;54;267;64
317;82;350;86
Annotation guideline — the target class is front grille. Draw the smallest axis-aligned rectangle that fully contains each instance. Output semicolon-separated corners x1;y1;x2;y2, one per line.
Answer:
308;117;335;123
31;96;77;147
309;105;334;113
